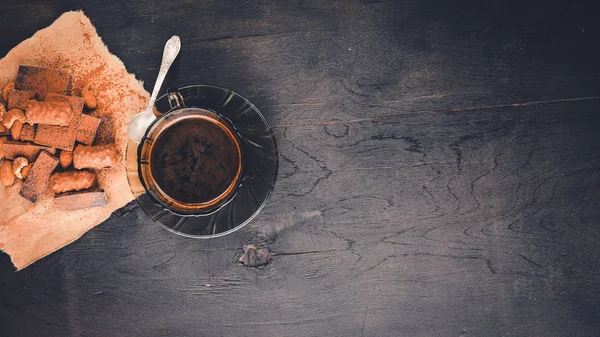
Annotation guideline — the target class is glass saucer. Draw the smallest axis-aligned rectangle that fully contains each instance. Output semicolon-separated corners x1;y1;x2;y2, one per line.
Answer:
126;85;278;238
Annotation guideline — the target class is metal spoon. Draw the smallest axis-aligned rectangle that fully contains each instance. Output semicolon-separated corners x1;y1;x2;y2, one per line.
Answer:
128;35;181;143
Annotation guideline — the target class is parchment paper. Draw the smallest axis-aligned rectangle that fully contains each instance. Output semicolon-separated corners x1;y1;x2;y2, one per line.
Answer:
0;11;149;270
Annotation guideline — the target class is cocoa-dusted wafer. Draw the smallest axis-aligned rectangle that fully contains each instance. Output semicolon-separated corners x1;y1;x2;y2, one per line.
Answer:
6;89;35;110
19;124;35;142
54;191;108;211
2;141;56;161
15;65;71;100
49;170;96;195
73;144;119;169
75;114;101;145
20;150;59;203
25;101;73;126
34;94;84;150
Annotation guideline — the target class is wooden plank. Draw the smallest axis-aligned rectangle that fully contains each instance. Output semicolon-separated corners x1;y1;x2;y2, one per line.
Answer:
1;1;599;127
0;100;599;336
0;1;600;337
68;1;600;127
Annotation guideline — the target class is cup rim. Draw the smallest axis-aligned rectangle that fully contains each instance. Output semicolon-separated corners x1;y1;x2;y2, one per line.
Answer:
138;107;244;216
127;84;279;238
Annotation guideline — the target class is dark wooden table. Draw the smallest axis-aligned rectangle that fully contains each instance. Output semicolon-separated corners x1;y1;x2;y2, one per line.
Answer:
1;1;600;336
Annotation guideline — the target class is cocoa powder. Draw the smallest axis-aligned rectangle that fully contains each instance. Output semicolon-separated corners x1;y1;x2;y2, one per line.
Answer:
0;12;149;270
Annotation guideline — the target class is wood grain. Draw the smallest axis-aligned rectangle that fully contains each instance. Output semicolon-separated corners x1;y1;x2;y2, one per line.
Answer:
1;0;600;336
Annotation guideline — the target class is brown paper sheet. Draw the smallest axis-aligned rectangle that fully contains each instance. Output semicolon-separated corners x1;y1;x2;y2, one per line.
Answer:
0;11;149;270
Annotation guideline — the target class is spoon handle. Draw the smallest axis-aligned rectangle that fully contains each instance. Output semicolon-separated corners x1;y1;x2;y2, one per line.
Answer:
147;35;181;111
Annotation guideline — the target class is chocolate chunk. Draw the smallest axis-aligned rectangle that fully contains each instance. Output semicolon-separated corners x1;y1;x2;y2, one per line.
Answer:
76;114;101;145
6;89;35;110
54;191;108;210
19;124;36;142
20;151;59;203
92;115;114;144
2;141;56;161
15;65;71;100
34;94;84;150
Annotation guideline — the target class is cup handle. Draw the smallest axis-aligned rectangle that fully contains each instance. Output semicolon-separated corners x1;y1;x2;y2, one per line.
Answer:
167;88;185;109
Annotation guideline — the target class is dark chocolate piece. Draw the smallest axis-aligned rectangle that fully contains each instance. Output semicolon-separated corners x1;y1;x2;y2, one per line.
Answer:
15;65;71;100
6;89;35;110
90;114;113;145
19;123;35;142
20;150;59;203
75;114;101;145
2;141;56;161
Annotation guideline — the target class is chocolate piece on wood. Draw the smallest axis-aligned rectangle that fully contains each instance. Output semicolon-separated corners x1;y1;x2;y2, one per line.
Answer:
76;114;101;145
54;190;108;210
2;141;56;161
25;101;73;126
19;123;36;142
34;94;84;150
15;65;71;100
20;150;59;203
6;89;35;110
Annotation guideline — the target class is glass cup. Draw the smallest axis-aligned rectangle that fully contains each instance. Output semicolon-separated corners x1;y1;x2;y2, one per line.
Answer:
127;85;278;237
137;98;244;215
